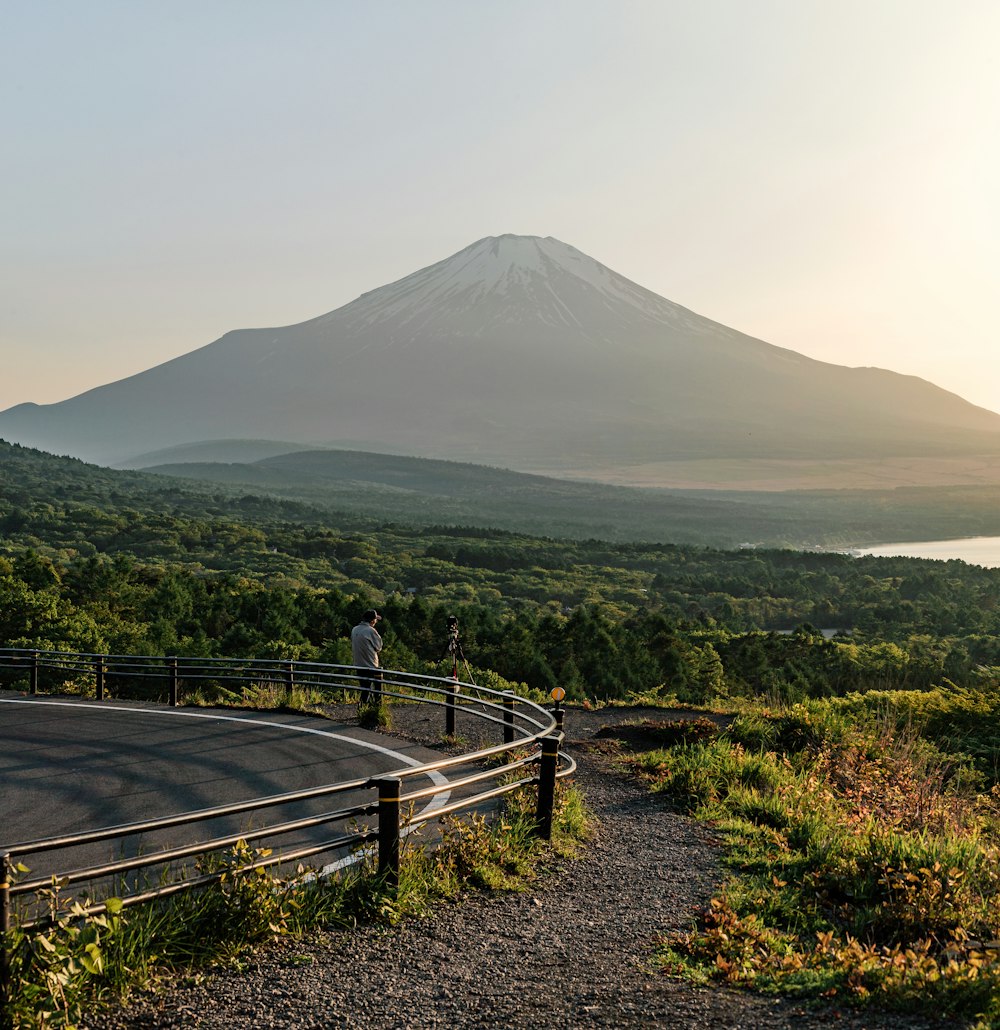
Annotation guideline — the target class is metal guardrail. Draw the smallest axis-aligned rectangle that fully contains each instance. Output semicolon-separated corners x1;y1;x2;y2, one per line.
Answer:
0;648;575;1000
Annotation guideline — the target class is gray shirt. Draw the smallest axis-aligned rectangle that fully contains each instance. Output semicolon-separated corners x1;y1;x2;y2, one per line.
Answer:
351;622;382;669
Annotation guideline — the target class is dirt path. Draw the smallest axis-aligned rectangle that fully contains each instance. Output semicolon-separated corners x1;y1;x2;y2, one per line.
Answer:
101;705;950;1029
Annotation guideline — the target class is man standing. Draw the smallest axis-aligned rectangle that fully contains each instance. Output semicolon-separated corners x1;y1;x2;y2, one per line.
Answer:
351;609;383;701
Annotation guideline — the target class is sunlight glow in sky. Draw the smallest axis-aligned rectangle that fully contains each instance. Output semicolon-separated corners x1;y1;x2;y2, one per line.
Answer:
3;1;998;414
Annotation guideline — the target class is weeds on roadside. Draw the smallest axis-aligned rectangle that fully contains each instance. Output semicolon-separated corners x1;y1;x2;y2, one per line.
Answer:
401;782;590;901
430;810;536;892
5;784;589;1029
4;842;366;1029
240;681;328;711
357;698;392;729
625;700;1000;1025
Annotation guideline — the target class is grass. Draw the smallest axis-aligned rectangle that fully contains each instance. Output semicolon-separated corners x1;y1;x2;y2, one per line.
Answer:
4;783;589;1029
622;699;1000;1027
357;697;392;729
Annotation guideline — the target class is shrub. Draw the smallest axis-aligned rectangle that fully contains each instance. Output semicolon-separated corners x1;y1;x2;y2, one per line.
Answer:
639;701;1000;1021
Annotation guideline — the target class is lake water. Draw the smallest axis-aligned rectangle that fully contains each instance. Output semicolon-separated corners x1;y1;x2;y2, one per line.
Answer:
858;536;1000;568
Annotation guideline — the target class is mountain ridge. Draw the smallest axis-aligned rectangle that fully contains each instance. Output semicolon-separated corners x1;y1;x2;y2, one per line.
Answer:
6;434;1000;549
2;234;998;470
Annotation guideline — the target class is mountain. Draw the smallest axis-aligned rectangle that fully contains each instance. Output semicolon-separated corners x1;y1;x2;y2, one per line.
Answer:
3;234;1000;469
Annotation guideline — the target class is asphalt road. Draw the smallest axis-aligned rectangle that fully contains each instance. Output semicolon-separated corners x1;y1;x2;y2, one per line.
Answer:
0;693;450;879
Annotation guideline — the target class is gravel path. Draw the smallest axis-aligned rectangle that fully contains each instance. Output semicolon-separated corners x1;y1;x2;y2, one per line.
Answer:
99;706;950;1029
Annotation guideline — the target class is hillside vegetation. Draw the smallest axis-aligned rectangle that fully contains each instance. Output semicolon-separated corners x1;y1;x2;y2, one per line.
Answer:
619;698;1000;1025
5;436;1000;1023
141;446;1000;548
4;438;1000;717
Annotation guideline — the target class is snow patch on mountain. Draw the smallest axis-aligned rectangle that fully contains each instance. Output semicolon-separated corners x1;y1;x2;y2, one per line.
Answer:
311;234;742;343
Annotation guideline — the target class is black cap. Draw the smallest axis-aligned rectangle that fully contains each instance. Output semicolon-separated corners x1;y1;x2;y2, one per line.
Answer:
363;609;381;623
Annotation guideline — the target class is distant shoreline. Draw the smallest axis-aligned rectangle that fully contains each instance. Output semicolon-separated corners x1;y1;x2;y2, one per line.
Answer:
843;535;1000;568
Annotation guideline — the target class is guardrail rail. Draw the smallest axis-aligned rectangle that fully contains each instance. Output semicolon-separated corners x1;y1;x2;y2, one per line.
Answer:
0;648;575;1005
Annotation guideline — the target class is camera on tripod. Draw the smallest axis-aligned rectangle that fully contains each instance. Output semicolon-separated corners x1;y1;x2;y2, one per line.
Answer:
441;614;473;682
444;614;460;653
442;614;465;662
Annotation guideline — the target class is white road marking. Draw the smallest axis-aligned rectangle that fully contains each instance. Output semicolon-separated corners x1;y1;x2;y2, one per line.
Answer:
0;696;454;830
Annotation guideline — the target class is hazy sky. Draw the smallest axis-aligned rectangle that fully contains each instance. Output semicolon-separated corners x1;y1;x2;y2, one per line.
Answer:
4;1;998;414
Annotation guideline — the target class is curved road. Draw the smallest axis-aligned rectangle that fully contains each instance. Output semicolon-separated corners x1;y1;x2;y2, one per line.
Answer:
0;693;451;878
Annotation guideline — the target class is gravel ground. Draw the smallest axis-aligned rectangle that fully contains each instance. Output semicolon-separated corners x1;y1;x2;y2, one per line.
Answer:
98;705;952;1030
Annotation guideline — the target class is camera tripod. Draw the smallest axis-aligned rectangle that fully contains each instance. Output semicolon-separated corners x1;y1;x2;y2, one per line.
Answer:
441;619;475;683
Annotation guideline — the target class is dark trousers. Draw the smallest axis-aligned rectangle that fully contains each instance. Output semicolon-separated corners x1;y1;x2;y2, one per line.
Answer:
358;669;382;702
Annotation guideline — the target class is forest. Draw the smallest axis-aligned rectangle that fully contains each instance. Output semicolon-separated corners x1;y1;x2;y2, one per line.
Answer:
3;438;1000;719
139;445;1000;548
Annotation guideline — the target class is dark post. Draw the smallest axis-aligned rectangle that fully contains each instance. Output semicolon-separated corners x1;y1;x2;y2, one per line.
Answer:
0;852;11;1012
502;690;516;745
168;657;179;707
551;687;566;735
29;651;38;695
376;777;401;889
535;735;560;840
445;682;458;737
95;655;106;701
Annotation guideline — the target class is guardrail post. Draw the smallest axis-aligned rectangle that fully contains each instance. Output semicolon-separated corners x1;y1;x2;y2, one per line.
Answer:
376;777;401;889
502;690;516;744
554;706;565;734
1;851;11;1013
95;655;106;701
168;657;179;707
30;650;39;695
445;682;458;737
535;735;560;840
285;660;295;697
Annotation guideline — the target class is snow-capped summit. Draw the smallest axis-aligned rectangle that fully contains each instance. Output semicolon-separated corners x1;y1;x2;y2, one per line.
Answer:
1;235;999;468
323;234;729;341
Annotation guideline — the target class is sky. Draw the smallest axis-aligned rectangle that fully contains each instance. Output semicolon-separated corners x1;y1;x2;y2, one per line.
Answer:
3;1;999;414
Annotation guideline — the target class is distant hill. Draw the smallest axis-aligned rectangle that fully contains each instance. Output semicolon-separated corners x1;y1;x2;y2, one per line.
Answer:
2;235;999;470
141;448;763;543
5;432;1000;552
117;439;318;470
140;446;1000;549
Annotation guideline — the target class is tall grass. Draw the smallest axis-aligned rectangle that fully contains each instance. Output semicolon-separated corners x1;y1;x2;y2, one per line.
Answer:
627;700;1000;1025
